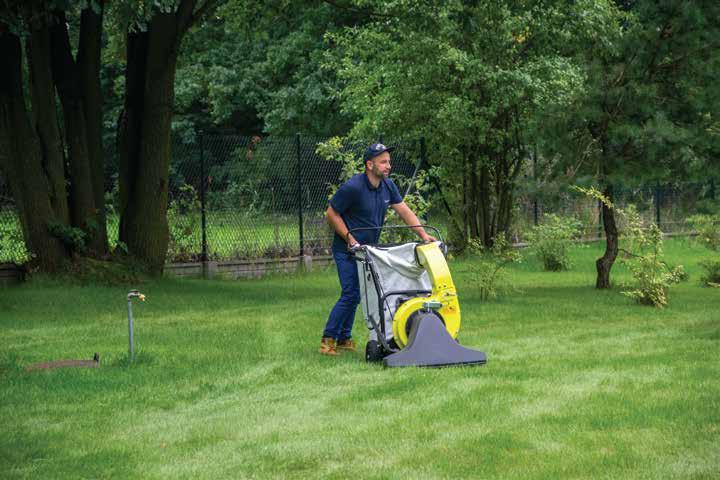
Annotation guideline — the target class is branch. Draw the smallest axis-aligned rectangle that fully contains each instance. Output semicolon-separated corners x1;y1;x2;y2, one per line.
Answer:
177;0;222;35
176;0;197;35
189;0;222;29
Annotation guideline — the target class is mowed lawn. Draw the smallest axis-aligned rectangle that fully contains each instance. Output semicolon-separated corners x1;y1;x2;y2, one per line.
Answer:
1;239;718;479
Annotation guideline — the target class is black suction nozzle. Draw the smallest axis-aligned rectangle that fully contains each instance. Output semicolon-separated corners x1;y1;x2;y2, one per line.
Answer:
383;312;487;368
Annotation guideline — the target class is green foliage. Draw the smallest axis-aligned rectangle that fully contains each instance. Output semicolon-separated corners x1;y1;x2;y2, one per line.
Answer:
525;214;581;271
698;258;720;288
621;226;687;308
167;184;201;262
316;137;363;190
0;212;29;263
688;214;720;251
323;0;592;245
539;0;720;186
48;221;87;253
574;185;686;308
207;181;263;216
461;236;522;302
382;170;433;244
173;0;356;136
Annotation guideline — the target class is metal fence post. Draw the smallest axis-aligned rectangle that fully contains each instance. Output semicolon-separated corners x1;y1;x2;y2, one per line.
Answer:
296;133;304;257
200;133;209;275
533;146;538;226
404;137;426;198
654;181;661;228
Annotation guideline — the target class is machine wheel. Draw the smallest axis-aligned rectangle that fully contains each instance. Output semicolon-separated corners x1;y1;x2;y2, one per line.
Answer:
365;340;384;363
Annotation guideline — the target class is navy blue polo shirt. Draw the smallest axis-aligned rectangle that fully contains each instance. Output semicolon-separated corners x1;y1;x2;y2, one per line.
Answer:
330;173;403;251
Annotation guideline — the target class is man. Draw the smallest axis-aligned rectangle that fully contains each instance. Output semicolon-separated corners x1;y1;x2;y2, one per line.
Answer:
320;143;436;356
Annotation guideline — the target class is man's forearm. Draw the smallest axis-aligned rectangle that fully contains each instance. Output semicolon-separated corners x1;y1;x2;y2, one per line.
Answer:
326;206;357;245
395;203;430;240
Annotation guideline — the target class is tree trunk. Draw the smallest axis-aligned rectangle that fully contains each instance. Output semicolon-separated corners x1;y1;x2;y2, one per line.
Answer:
50;12;106;255
497;185;513;238
596;185;618;289
468;149;479;239
479;161;492;246
118;31;149;237
0;30;67;271
26;25;69;225
460;146;468;240
119;14;182;273
78;4;108;254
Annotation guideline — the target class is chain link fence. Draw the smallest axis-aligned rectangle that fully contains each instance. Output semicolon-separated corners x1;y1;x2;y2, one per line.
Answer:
0;176;28;264
1;134;717;264
515;180;717;240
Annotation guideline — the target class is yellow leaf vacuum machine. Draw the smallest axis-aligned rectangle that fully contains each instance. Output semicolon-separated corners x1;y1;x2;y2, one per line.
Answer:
350;226;487;368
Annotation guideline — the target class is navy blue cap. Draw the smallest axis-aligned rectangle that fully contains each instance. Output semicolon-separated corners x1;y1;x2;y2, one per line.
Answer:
363;143;395;162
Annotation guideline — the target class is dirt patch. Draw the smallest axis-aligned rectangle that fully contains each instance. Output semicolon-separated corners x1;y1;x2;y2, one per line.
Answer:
25;353;100;372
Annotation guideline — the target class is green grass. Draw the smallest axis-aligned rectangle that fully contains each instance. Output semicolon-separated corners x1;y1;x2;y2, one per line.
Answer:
1;239;718;479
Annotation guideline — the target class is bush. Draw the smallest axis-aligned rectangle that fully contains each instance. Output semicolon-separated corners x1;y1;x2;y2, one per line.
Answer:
0;212;29;263
699;258;720;287
573;186;685;308
462;236;522;301
382;170;433;244
621;223;686;308
167;184;201;262
525;214;581;271
688;214;720;251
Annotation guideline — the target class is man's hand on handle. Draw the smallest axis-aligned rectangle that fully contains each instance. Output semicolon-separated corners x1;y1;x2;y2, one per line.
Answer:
347;233;361;252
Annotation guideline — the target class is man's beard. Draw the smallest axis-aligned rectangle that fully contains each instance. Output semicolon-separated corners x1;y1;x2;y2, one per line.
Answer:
372;166;389;178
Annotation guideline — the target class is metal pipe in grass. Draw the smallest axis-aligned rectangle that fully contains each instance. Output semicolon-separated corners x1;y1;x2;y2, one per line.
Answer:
127;290;146;362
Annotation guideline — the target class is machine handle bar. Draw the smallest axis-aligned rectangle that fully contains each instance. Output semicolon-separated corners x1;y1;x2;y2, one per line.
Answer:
347;224;443;246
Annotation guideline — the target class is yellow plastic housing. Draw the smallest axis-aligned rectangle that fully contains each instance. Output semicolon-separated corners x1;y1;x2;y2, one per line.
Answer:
392;243;461;348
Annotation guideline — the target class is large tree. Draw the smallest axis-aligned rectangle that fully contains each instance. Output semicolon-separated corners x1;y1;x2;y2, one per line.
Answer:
115;0;220;272
0;0;220;273
1;2;106;271
324;0;586;248
540;0;720;288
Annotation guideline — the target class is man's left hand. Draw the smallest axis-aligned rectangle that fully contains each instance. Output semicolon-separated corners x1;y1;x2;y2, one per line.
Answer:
421;234;437;243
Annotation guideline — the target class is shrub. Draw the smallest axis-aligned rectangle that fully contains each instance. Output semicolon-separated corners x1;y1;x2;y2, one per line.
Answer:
167;184;201;262
524;214;581;271
699;258;720;287
462;236;522;301
620;224;686;308
0;212;29;263
48;221;87;253
382;170;433;244
573;186;686;308
688;214;720;251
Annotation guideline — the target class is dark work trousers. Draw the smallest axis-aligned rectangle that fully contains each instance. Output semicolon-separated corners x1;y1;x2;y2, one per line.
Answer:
323;250;360;341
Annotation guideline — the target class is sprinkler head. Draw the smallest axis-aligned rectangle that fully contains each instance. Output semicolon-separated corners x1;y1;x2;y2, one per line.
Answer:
127;290;146;301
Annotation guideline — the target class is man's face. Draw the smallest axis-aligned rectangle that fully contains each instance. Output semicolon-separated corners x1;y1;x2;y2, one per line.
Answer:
368;152;391;178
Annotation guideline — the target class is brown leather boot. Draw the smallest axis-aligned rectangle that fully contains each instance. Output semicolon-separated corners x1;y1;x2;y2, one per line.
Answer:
336;339;357;352
319;337;339;356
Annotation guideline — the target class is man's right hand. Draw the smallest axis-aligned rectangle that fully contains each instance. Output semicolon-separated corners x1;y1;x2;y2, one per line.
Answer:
347;233;360;251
